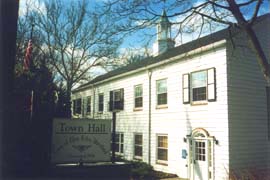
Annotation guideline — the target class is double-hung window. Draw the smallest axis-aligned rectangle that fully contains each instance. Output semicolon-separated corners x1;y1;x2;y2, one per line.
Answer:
157;135;168;164
183;68;216;104
156;79;167;106
86;96;91;114
109;89;124;111
115;132;124;154
72;98;82;115
98;93;104;112
134;134;143;159
134;85;143;109
191;70;207;102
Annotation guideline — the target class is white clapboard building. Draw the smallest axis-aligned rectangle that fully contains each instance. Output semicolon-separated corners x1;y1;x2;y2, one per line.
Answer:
71;12;270;179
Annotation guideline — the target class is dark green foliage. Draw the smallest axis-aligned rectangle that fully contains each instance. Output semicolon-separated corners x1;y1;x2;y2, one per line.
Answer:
128;160;177;180
130;161;154;179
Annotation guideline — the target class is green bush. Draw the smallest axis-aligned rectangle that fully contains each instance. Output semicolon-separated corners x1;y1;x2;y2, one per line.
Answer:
129;160;177;179
130;161;154;179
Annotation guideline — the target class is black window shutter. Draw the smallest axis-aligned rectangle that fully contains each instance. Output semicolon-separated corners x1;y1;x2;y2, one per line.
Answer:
183;74;190;104
72;100;76;115
119;88;124;110
109;91;113;111
207;68;216;101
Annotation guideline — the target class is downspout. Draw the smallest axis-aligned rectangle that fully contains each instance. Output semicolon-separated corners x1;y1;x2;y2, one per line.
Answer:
148;69;152;165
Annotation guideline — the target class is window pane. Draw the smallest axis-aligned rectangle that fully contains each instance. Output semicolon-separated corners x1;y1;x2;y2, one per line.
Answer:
157;79;167;94
158;136;168;148
86;96;91;113
135;134;142;145
135;97;143;108
135;85;142;97
114;91;121;101
98;94;104;111
192;71;207;88
193;87;206;101
157;93;167;105
135;146;142;157
158;149;168;161
120;144;124;153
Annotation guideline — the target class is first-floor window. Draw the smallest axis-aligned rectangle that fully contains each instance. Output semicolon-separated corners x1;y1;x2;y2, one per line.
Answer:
86;96;91;114
115;132;124;154
73;98;82;115
98;93;104;112
134;134;143;159
157;135;168;163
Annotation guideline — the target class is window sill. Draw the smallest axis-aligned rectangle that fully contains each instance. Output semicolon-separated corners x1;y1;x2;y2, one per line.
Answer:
156;105;168;109
156;160;168;166
97;111;103;114
133;156;142;160
133;107;143;112
191;101;208;106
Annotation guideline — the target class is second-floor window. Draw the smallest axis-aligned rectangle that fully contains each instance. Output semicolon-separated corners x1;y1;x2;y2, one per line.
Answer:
134;85;143;108
86;96;91;114
98;94;104;112
109;88;124;111
156;79;167;106
183;68;216;104
191;70;207;101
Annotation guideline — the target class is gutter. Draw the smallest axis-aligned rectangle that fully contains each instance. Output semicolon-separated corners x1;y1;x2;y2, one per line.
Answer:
73;39;226;92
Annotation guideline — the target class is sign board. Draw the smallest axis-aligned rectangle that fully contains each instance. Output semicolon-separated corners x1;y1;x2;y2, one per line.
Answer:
51;118;111;164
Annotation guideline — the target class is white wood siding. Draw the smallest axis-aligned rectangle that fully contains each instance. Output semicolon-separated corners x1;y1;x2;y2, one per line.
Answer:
227;17;270;174
72;44;229;179
149;47;228;179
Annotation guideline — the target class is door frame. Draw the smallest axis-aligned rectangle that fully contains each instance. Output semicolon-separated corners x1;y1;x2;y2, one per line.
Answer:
187;128;215;180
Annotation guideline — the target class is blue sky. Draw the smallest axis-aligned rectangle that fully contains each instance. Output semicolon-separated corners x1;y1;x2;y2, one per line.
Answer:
19;0;270;54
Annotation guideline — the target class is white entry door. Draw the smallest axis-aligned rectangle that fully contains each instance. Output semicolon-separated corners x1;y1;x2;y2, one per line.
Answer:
193;139;208;180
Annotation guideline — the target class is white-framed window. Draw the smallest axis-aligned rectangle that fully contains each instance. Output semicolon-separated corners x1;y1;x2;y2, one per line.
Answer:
86;96;91;114
183;68;216;104
72;98;82;115
115;132;124;154
157;134;168;164
134;85;143;109
156;79;167;106
98;93;104;112
134;133;143;159
191;70;207;102
109;88;124;111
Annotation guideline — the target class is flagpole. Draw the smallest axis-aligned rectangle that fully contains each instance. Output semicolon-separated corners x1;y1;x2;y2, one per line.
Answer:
30;90;34;122
29;23;34;122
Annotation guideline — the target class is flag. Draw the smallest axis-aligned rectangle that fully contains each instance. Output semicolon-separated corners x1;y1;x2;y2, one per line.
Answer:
23;40;33;71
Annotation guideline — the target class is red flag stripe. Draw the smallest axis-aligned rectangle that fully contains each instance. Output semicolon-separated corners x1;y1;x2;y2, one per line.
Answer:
23;40;33;71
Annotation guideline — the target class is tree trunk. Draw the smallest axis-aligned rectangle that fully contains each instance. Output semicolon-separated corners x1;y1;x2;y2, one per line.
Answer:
66;81;72;118
244;25;270;85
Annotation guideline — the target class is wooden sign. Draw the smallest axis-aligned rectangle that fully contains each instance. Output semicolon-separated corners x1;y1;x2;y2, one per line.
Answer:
51;118;111;164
